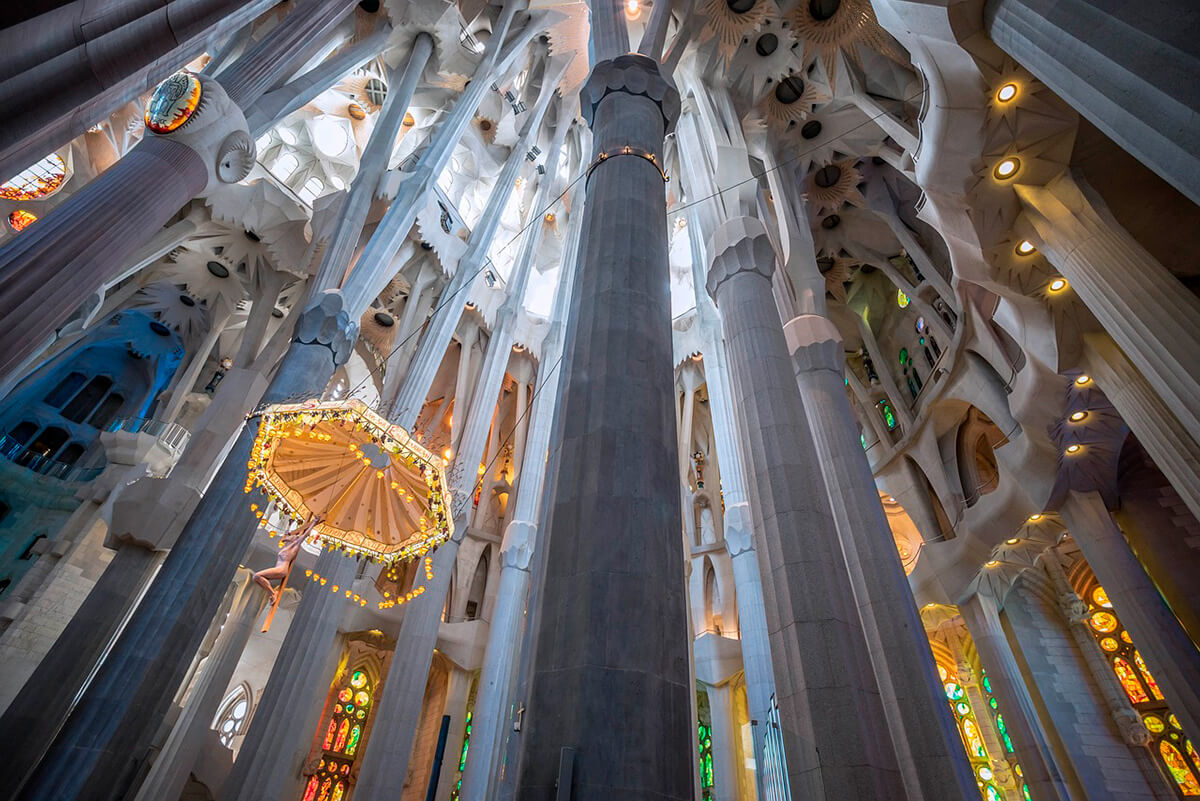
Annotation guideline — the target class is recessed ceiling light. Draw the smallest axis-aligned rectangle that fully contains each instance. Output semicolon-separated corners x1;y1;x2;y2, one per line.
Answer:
985;560;999;567
1015;240;1036;255
1075;375;1091;386
994;158;1020;179
1028;513;1042;522
1069;410;1088;422
1049;277;1068;292
1066;444;1082;454
1006;538;1019;545
997;83;1018;103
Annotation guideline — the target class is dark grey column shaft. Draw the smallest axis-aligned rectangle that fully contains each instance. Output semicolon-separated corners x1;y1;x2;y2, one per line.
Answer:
959;593;1072;801
516;53;692;801
223;549;357;801
14;292;356;801
787;314;978;800
0;136;207;378
0;545;159;792
984;0;1200;205
0;0;277;179
705;217;904;799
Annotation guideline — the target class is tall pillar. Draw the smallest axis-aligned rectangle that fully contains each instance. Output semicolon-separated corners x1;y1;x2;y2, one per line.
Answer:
458;163;582;801
1057;490;1200;741
0;0;276;179
984;0;1200;205
1016;175;1200;446
516;50;691;801
705;216;904;799
786;313;978;801
706;682;741;801
14;291;357;801
132;569;263;801
435;665;474;800
959;592;1072;801
223;549;356;801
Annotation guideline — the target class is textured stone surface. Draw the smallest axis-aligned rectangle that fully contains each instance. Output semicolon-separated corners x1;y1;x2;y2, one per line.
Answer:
518;54;693;801
579;53;680;134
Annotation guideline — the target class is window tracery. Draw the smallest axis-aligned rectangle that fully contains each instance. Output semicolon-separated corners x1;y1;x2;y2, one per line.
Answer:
302;666;375;801
215;683;251;748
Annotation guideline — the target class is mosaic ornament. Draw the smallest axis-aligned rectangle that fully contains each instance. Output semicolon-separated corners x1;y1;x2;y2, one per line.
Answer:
145;72;203;134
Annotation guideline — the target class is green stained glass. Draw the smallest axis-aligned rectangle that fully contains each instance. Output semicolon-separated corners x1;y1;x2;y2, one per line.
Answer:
982;676;992;693
457;712;472;772
1023;784;1032;801
899;348;909;366
997;714;1014;753
988;697;998;710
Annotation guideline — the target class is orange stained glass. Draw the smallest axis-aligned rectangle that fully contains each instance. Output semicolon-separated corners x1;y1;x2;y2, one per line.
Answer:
1099;637;1119;652
0;153;66;200
1133;651;1165;701
1160;740;1200;796
8;209;37;231
1121;630;1133;644
330;782;345;801
1092;586;1112;608
1089;611;1118;633
1113;657;1150;704
317;778;332;801
323;718;337;750
302;776;319;801
334;718;350;751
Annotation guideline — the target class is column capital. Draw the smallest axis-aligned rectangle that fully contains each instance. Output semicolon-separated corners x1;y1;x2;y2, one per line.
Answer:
146;73;255;193
294;290;358;367
499;519;537;570
723;502;755;557
783;314;843;373
580;53;681;133
705;216;774;301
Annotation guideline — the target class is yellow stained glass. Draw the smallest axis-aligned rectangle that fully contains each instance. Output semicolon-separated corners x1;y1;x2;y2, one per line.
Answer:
1099;637;1119;652
8;209;37;231
350;670;367;689
1091;586;1111;608
1121;630;1133;644
1145;716;1166;734
1113;657;1150;704
1089;611;1118;633
897;289;910;308
354;690;370;707
1133;651;1165;701
1160;740;1200;796
1171;715;1183;731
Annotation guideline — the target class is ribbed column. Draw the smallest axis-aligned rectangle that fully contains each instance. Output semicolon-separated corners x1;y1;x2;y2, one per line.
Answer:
15;291;356;801
706;682;741;801
1082;333;1200;524
785;313;977;801
309;33;434;295
457;166;581;801
1057;490;1200;742
224;549;356;801
1016;175;1200;445
0;136;208;378
132;569;263;801
959;593;1071;801
705;216;904;799
517;52;691;801
985;0;1200;205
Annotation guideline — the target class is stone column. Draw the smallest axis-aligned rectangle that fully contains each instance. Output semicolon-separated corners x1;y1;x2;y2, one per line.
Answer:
959;592;1072;801
985;0;1200;205
14;291;356;801
223;549;355;801
0;0;276;178
435;666;474;800
707;682;741;801
1016;175;1200;446
516;50;691;801
380;269;438;406
705;215;904;799
785;313;978;801
1057;490;1200;741
132;569;264;801
1081;332;1200;524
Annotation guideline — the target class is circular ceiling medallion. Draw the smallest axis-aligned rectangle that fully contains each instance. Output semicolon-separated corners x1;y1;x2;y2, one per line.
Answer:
144;72;202;134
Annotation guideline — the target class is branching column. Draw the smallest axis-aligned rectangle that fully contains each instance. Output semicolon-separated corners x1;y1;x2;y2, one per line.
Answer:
516;53;692;801
705;216;904;800
786;313;978;800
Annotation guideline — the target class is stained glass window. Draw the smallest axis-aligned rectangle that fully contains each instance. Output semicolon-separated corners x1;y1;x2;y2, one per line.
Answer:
897;289;910;308
8;209;37;231
942;665;1006;801
1080;583;1200;796
214;683;252;748
697;689;715;800
302;667;374;800
1;153;67;200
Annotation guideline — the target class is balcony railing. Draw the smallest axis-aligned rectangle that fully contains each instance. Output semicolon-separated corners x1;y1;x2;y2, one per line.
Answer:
0;436;104;482
104;416;191;452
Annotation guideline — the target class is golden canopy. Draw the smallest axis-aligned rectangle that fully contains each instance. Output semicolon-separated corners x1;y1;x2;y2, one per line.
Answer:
246;398;454;564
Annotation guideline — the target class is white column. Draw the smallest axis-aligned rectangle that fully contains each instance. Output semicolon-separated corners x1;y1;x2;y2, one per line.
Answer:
707;682;742;801
435;665;474;800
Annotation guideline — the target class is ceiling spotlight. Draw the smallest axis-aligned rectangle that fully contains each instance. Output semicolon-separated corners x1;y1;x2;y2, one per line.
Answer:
625;0;641;17
996;83;1018;103
1049;277;1068;293
1075;375;1091;386
1028;513;1042;522
1065;444;1082;454
994;158;1020;179
1069;410;1088;422
1006;538;1019;545
1015;240;1036;256
985;560;999;567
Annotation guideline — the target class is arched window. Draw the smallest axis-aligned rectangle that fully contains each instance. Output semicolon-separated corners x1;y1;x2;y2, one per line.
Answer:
299;176;324;204
8;421;37;445
87;393;124;429
0;153;67;200
696;689;714;800
57;443;85;466
25;427;68;459
304;667;374;801
1081;583;1200;795
938;663;1003;798
214;683;252;748
703;559;721;635
61;376;113;423
272;153;300;182
465;549;489;620
44;372;85;408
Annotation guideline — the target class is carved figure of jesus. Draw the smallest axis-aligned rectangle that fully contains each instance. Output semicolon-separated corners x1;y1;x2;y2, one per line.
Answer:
253;514;322;604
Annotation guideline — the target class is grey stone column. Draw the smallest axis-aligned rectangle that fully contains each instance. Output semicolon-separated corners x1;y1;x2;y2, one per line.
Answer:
1057;490;1200;741
516;51;692;801
132;569;264;801
984;0;1200;205
705;216;904;799
14;291;356;801
706;682;741;801
785;313;978;801
223;549;356;801
959;593;1072;801
0;0;276;179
